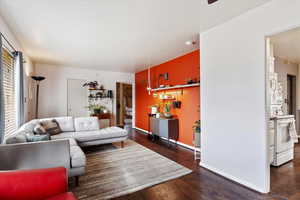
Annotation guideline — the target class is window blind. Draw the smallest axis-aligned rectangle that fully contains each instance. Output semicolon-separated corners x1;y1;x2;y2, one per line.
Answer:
1;48;16;137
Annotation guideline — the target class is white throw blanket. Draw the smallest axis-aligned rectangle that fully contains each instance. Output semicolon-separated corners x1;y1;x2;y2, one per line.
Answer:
289;120;298;143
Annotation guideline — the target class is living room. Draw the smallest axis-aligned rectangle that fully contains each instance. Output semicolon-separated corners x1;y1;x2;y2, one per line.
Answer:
1;1;300;200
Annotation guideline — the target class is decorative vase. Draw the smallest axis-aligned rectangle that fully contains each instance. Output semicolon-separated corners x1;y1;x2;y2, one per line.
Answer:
164;113;172;118
107;90;113;98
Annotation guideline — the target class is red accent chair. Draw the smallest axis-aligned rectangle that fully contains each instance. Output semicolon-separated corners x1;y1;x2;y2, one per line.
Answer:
0;167;77;200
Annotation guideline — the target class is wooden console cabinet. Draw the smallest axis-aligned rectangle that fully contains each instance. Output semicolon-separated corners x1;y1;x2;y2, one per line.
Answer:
91;113;112;128
150;117;179;145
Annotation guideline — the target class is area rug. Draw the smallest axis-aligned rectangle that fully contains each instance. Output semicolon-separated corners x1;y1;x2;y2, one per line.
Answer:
72;140;192;200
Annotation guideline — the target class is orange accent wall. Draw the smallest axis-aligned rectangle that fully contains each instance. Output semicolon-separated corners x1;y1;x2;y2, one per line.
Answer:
135;50;200;146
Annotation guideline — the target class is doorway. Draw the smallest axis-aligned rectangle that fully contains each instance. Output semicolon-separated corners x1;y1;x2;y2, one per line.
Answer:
116;82;132;128
266;26;300;195
67;79;88;117
287;74;296;115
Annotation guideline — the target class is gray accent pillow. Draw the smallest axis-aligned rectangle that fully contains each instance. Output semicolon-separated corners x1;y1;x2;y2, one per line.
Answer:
33;123;47;135
26;134;50;143
40;119;62;135
5;134;27;144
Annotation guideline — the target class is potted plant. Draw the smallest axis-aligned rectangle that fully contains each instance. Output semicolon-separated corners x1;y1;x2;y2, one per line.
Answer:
93;105;102;114
193;120;201;133
87;104;107;115
82;81;99;89
193;120;201;148
163;102;172;118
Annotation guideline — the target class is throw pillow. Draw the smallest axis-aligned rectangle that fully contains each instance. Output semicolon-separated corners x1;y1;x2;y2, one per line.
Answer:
33;123;47;135
40;119;62;135
26;134;50;143
19;119;39;133
5;133;27;144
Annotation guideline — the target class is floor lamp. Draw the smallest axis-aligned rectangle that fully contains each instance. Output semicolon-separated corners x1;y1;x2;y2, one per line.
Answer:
31;76;45;119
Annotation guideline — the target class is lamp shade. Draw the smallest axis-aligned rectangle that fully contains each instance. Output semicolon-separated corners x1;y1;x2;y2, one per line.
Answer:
31;76;45;81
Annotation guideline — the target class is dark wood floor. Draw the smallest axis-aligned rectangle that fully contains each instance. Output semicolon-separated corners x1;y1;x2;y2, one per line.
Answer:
110;129;300;200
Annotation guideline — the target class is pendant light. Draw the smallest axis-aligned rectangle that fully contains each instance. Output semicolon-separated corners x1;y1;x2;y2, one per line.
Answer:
146;57;152;95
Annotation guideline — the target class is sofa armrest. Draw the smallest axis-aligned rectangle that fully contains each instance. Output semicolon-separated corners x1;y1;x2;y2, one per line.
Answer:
0;167;68;200
0;140;71;171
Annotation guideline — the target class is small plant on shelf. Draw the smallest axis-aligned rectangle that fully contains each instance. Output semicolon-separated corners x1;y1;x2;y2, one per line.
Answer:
86;104;108;115
82;81;99;89
163;102;172;118
193;120;201;133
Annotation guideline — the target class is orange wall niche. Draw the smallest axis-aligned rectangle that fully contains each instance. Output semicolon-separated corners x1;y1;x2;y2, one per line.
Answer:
135;50;200;146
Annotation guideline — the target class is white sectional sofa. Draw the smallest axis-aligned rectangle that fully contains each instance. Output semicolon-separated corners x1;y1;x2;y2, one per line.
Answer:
45;117;128;146
1;116;128;185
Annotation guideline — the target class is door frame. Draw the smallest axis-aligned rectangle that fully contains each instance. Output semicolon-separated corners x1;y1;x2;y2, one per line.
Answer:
67;78;87;117
287;74;297;115
116;82;133;127
265;24;300;192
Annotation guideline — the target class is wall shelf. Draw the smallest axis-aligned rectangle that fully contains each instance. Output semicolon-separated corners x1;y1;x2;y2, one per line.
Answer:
88;88;105;91
88;96;112;99
151;83;200;92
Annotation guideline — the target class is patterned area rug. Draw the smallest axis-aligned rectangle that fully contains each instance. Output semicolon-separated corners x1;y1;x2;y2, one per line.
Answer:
72;140;192;200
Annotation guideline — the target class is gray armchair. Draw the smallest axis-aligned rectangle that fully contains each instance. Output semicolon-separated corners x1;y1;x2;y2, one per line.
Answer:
0;139;86;186
0;140;71;170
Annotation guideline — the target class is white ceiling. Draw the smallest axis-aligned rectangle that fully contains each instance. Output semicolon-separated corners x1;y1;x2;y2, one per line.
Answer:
0;0;271;72
271;27;300;64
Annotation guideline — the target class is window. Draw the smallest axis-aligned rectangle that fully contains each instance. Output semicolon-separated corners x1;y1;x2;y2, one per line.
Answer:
2;48;16;137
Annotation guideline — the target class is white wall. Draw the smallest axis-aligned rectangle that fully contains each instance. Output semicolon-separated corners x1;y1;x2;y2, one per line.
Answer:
298;64;300;110
200;0;300;193
0;14;35;121
35;64;135;125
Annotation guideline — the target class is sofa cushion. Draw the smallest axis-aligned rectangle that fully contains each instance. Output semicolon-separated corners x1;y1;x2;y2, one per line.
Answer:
39;117;75;132
74;117;99;132
68;138;78;146
50;132;76;140
70;146;86;168
54;138;77;146
40;119;62;136
55;117;75;132
19;120;39;134
74;127;128;142
33;123;47;135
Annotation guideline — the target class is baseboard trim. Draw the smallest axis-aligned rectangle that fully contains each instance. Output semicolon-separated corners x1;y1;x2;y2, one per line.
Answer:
200;162;268;194
134;127;149;133
133;127;200;152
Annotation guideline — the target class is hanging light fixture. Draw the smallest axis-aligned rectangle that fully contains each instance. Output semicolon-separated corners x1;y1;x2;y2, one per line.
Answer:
185;40;197;46
147;65;151;95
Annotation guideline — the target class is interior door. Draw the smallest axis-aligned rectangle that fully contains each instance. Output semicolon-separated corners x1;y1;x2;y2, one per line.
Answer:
287;74;296;115
67;79;88;117
116;82;132;126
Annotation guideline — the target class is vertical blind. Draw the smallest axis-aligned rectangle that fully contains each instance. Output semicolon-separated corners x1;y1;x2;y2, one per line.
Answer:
2;48;16;137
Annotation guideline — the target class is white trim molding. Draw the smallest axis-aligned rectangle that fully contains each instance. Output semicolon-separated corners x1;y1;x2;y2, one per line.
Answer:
133;127;200;152
134;127;149;133
200;162;267;194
